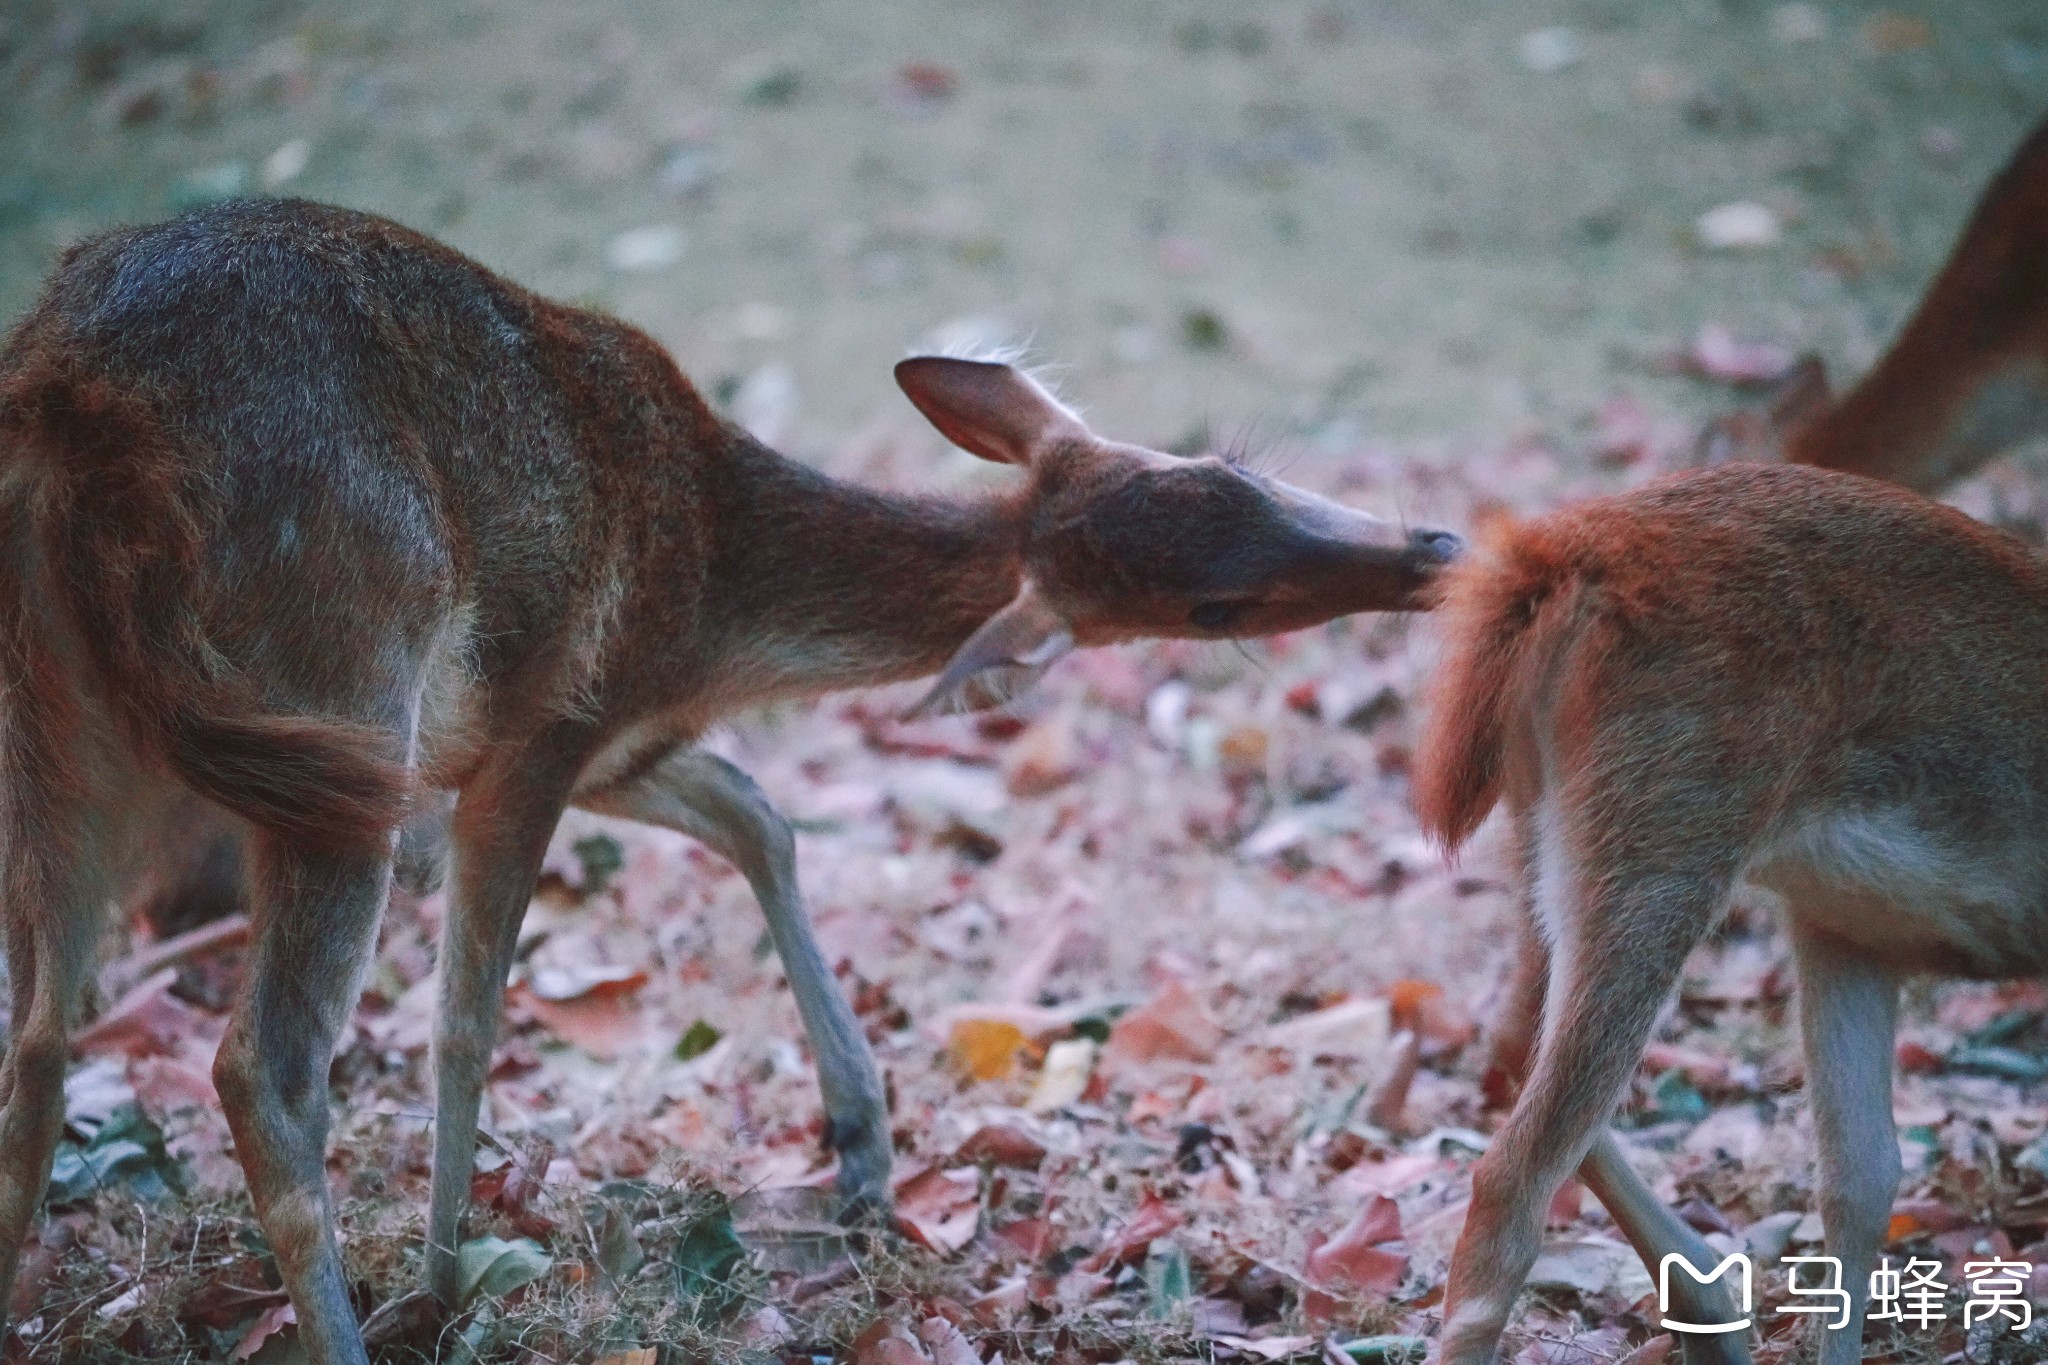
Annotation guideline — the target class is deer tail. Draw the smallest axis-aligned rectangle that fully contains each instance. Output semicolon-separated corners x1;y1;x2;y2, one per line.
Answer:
0;361;412;851
1412;518;1579;854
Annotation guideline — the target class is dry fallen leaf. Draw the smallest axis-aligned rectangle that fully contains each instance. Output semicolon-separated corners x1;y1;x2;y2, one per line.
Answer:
231;1301;296;1361
73;970;213;1061
893;1165;981;1253
917;1316;983;1365
1263;997;1391;1058
508;972;650;1060
947;1018;1028;1082
953;1122;1047;1170
1106;980;1224;1066
1304;1194;1408;1297
1028;1037;1098;1113
1077;1190;1184;1273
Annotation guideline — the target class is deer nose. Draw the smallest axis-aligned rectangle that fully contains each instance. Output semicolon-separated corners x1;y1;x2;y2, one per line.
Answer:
1410;528;1464;563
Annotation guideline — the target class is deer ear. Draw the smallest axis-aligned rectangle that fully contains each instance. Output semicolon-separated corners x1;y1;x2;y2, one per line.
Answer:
894;357;1087;465
904;582;1075;718
1766;353;1832;431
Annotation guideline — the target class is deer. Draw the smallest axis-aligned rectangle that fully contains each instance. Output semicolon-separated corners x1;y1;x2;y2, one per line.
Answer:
1410;459;2048;1364
1696;113;2048;492
0;197;1460;1364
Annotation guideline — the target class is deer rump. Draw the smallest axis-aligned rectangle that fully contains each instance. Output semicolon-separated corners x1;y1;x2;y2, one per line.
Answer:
1416;462;2048;981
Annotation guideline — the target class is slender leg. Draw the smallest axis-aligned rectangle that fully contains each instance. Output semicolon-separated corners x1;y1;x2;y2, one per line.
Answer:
1440;856;1727;1364
424;731;589;1308
1789;926;1899;1365
1481;923;1548;1109
213;834;393;1365
1486;920;1749;1365
579;749;892;1213
0;815;109;1320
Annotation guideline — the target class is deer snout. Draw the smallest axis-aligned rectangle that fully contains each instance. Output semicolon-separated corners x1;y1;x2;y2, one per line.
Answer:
1411;527;1464;564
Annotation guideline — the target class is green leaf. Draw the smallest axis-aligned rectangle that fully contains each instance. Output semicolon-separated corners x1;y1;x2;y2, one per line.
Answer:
1964;1007;2041;1049
455;1236;552;1306
1337;1337;1429;1364
674;1019;723;1062
1645;1070;1710;1125
595;1203;646;1285
47;1104;184;1204
572;834;626;897
671;1203;746;1324
2018;1130;2048;1178
1947;1044;2048;1082
1145;1239;1192;1318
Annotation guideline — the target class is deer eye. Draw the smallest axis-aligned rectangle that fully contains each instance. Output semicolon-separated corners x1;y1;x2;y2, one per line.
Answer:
1189;600;1250;632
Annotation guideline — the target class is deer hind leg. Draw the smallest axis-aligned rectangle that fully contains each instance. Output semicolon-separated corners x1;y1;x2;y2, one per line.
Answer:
577;748;892;1216
1788;925;1898;1365
212;828;396;1365
1487;916;1752;1365
1440;811;1735;1365
424;731;589;1308
0;797;116;1323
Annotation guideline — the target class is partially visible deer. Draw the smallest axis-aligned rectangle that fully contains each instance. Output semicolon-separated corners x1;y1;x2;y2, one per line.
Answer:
1414;461;2048;1364
0;199;1459;1364
1697;114;2048;491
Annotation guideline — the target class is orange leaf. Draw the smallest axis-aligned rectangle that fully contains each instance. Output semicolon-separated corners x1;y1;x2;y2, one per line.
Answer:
948;1019;1027;1082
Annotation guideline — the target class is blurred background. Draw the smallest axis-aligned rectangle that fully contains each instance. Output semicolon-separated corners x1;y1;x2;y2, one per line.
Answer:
5;0;2045;484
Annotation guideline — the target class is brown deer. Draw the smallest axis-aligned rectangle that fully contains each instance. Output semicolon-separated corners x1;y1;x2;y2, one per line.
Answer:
1413;461;2048;1364
1697;114;2048;492
0;198;1459;1364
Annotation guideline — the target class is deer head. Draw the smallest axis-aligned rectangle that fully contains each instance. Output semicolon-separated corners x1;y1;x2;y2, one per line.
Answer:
895;357;1461;714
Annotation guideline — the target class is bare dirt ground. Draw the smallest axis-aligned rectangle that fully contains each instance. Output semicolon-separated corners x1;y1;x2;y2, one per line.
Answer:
5;2;2048;1363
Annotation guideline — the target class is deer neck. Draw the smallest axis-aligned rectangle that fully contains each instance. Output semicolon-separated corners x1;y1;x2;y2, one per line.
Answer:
704;436;1031;698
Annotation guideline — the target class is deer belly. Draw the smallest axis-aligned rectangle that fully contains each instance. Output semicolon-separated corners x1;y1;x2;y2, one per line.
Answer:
1748;809;2048;978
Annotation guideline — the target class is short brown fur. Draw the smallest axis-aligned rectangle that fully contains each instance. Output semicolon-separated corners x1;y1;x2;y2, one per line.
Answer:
0;200;1457;1365
1416;462;2048;1364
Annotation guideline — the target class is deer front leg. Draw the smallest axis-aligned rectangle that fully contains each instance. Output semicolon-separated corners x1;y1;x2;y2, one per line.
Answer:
578;748;892;1217
1789;926;1899;1365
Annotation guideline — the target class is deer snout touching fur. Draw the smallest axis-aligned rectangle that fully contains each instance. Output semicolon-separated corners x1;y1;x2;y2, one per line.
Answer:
1411;461;2048;1365
0;199;1452;1365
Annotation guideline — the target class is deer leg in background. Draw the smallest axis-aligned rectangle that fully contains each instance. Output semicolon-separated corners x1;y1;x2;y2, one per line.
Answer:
578;747;892;1216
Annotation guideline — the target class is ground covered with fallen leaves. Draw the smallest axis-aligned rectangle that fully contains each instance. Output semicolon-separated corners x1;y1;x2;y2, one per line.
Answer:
10;2;2048;1363
29;413;2048;1365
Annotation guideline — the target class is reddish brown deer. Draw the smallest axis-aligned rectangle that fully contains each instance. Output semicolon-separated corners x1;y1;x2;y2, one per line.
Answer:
1413;461;2048;1364
1697;115;2048;491
0;199;1458;1364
